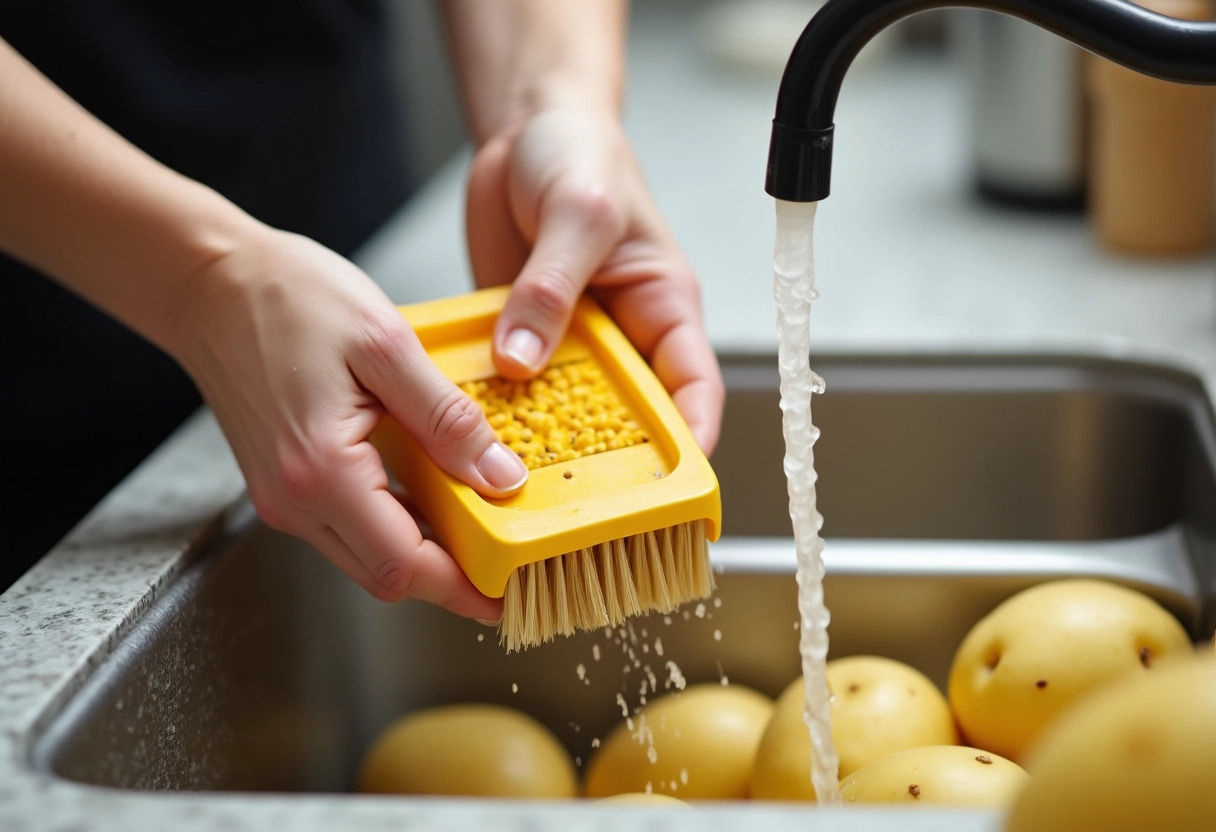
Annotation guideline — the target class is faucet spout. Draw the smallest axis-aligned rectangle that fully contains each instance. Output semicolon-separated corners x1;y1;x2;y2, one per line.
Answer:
767;0;1216;202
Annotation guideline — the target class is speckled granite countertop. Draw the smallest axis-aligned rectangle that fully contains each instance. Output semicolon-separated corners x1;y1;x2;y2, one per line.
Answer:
3;8;1214;832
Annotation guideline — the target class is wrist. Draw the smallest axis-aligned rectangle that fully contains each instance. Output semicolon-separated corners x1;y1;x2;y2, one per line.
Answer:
496;77;623;141
444;0;627;144
156;197;274;367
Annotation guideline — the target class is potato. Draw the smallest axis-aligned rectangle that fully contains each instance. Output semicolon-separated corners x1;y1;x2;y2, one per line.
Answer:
1005;655;1216;832
948;579;1190;762
598;793;691;807
357;704;577;798
584;683;773;800
750;656;958;801
840;745;1028;808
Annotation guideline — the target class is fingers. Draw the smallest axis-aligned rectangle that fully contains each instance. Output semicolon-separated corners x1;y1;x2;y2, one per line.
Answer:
492;182;625;379
466;133;531;290
291;485;502;621
604;276;725;457
247;438;502;620
322;452;502;619
351;314;528;497
651;322;726;456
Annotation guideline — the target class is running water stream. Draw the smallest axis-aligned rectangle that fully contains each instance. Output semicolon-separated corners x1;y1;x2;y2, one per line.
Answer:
773;199;841;805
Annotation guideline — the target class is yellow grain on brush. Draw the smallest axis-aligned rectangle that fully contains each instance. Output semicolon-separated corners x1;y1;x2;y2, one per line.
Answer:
461;360;649;469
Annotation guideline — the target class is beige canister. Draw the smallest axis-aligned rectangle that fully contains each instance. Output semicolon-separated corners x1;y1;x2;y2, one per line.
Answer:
1087;0;1216;256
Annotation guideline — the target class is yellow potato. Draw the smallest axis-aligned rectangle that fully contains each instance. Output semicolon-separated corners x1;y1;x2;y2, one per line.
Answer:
948;579;1190;762
1005;655;1216;832
598;793;691;807
357;704;577;798
584;683;773;800
840;745;1029;808
751;656;958;801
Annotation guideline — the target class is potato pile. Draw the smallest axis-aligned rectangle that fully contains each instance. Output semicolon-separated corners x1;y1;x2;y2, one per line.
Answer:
750;655;960;801
355;579;1214;820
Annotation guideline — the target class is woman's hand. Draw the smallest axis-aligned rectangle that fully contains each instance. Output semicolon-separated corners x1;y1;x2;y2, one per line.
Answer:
173;228;526;620
466;107;725;454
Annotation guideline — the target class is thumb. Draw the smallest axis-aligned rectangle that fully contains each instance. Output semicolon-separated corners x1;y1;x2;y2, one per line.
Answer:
493;185;624;379
354;320;528;497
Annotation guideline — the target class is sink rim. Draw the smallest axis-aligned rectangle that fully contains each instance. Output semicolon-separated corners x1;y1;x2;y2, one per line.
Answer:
6;348;1216;831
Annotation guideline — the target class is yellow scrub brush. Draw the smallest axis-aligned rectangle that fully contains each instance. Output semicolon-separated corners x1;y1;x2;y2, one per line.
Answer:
372;286;721;652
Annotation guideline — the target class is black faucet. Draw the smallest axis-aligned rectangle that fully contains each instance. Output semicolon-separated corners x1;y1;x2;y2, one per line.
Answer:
766;0;1216;202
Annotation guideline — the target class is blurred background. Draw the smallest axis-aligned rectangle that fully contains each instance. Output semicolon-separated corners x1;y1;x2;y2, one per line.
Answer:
368;0;1215;338
385;0;951;190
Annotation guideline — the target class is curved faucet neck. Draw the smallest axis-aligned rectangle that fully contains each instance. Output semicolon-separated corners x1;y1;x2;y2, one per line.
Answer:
767;0;1216;202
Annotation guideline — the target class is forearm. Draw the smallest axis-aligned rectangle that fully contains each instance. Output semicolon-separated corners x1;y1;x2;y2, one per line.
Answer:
440;0;627;143
0;38;264;356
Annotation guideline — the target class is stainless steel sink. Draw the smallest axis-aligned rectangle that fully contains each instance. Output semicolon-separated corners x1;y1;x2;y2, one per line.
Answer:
29;354;1216;797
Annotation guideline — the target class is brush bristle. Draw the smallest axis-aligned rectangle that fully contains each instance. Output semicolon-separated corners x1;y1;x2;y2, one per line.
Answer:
500;520;715;653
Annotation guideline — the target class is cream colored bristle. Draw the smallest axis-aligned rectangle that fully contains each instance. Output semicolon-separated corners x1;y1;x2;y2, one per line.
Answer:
661;525;683;598
499;521;715;652
643;529;673;612
596;542;622;625
576;547;608;626
549;554;573;637
502;569;525;652
564;550;587;625
523;562;540;649
691;521;713;597
534;560;553;639
612;537;642;619
631;534;654;609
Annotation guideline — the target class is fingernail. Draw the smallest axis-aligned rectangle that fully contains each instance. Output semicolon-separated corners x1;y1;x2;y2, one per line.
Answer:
477;442;529;492
502;328;544;372
476;617;501;627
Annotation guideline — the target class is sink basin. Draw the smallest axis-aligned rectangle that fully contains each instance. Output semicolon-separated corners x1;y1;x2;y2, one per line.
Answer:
29;353;1216;798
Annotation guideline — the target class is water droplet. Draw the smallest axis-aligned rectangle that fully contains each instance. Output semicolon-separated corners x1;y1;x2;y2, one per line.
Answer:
665;660;686;690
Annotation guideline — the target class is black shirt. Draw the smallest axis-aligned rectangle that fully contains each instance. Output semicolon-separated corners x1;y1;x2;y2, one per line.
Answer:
0;1;413;589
